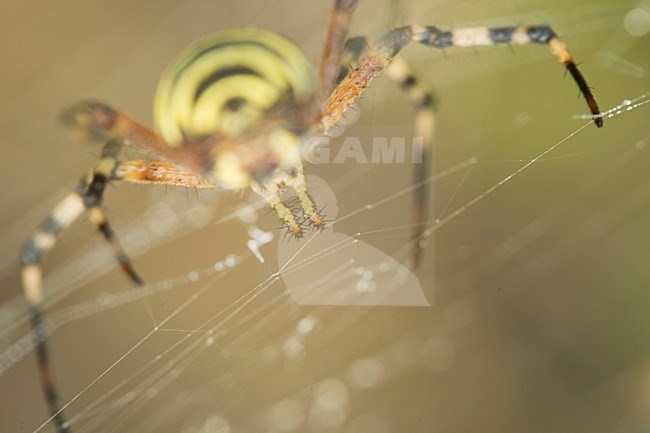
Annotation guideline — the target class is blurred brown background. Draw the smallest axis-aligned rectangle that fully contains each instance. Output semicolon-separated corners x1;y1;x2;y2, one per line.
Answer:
1;0;649;432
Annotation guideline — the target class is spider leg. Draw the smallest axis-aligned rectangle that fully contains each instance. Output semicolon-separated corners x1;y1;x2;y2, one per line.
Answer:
21;138;143;432
113;160;214;189
21;138;136;433
83;139;144;286
21;190;82;433
282;164;326;230
20;139;214;432
251;180;304;238
318;0;360;103
384;57;436;267
88;158;216;284
60;100;175;159
321;24;602;131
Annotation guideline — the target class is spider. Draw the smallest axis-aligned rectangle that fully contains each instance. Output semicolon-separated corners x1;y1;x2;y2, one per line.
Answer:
20;0;602;431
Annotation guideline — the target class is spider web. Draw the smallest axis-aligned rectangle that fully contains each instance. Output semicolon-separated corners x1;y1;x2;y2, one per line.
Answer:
1;1;650;432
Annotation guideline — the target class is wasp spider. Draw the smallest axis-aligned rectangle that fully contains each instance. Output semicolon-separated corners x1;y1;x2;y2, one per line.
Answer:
20;0;602;431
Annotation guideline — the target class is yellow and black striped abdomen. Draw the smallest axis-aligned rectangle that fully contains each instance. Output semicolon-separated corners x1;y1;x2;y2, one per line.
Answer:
154;28;315;147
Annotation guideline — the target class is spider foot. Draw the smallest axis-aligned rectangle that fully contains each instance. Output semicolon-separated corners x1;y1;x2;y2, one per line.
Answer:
303;207;328;231
279;217;307;241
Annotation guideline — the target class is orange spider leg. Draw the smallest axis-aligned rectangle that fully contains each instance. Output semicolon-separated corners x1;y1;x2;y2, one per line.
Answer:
113;160;214;188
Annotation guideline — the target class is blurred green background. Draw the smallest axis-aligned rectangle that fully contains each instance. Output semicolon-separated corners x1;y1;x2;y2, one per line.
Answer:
1;0;649;432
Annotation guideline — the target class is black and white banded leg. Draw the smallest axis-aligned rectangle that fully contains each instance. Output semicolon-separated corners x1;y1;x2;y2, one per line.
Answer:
20;139;143;432
384;24;602;126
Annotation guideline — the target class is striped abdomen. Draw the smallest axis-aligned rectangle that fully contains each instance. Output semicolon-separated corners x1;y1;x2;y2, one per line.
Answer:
154;27;315;147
